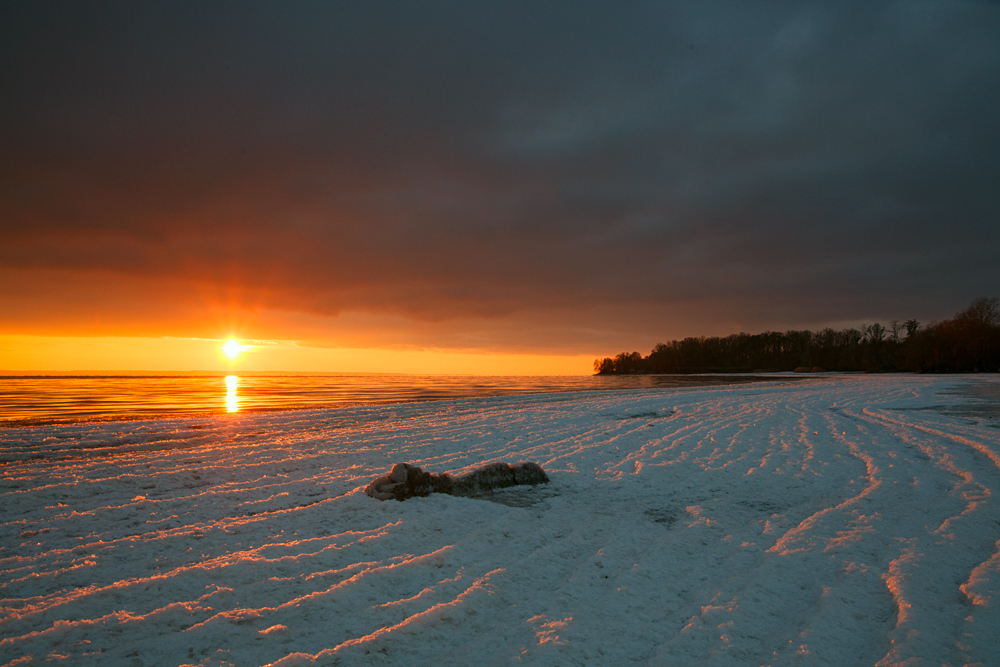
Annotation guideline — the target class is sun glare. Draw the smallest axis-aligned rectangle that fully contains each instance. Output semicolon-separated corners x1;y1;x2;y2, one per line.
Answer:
222;339;246;359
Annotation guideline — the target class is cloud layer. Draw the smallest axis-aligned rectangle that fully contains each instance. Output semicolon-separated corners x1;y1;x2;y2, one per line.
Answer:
2;1;998;352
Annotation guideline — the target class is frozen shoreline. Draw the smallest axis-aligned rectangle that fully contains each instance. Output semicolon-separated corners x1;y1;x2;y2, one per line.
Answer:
2;375;999;666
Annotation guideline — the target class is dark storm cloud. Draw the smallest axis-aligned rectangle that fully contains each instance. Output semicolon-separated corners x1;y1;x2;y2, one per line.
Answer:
2;1;999;348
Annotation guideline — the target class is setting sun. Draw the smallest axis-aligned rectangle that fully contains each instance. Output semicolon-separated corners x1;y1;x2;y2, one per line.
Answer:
222;339;247;359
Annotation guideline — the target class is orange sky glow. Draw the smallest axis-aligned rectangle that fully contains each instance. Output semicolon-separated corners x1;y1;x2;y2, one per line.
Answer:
0;335;596;375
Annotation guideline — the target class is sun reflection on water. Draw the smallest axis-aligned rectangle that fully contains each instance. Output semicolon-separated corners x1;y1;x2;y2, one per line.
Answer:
225;375;239;413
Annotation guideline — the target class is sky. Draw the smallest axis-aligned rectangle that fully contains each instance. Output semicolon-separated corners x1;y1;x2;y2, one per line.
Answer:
2;1;999;373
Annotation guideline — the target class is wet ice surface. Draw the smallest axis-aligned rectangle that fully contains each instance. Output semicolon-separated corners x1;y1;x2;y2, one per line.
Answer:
2;376;1000;666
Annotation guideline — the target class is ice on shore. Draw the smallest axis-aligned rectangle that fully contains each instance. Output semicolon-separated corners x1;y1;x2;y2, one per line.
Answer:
364;461;549;500
1;375;999;666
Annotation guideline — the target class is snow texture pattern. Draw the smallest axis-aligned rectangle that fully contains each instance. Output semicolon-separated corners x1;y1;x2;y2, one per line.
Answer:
1;375;999;666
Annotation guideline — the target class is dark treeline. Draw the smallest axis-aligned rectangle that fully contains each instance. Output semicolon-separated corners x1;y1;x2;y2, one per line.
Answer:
595;297;1000;375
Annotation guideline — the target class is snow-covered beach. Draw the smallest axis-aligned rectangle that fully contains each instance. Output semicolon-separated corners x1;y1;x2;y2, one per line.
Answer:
2;375;999;666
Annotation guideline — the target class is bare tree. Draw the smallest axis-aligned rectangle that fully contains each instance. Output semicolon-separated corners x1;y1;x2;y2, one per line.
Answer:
868;323;886;345
889;320;902;343
958;297;1000;327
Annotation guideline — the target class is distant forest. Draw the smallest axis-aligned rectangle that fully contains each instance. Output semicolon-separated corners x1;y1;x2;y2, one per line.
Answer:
595;297;1000;374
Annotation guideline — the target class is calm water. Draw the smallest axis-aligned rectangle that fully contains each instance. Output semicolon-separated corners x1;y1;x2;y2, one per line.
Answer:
0;373;788;426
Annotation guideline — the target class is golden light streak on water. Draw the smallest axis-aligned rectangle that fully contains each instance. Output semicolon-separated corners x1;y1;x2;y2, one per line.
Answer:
225;375;239;413
0;375;780;425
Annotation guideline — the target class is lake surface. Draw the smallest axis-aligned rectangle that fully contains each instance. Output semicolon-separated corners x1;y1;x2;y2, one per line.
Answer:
0;373;792;426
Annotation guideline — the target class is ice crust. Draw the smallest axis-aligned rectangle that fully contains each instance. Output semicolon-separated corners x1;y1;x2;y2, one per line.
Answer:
364;461;549;500
1;375;999;666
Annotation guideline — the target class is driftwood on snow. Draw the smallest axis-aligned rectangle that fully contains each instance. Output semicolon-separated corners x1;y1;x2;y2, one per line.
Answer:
364;461;549;501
